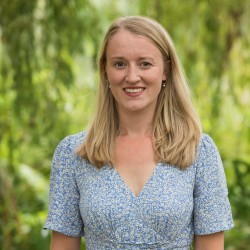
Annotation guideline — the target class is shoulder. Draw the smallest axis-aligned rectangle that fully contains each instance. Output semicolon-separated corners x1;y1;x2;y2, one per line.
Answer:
196;133;220;162
52;131;87;165
193;133;224;175
199;133;217;149
194;133;225;183
55;131;87;152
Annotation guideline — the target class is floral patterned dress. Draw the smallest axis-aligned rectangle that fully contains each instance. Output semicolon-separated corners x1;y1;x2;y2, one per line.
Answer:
44;132;233;249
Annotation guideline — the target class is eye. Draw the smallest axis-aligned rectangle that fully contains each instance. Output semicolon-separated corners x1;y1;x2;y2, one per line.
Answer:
140;61;152;68
114;61;126;69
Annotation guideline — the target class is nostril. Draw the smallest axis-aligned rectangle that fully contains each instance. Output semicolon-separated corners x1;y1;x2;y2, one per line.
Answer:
125;73;141;83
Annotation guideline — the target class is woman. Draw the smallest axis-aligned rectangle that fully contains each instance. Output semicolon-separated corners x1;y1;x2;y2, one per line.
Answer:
44;16;234;249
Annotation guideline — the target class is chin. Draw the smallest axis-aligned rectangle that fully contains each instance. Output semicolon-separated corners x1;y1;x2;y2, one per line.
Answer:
124;106;147;112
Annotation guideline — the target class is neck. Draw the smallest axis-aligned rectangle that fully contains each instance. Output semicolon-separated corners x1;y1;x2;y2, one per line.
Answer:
117;109;155;137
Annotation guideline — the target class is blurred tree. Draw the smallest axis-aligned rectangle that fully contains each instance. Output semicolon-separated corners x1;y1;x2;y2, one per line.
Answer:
0;0;138;249
0;0;101;249
138;0;250;249
0;0;249;249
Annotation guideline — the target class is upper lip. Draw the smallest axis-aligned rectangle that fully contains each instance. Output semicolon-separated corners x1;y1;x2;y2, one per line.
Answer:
123;87;145;93
123;86;145;89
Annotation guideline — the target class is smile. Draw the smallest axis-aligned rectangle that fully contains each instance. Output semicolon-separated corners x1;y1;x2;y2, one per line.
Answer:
124;88;145;93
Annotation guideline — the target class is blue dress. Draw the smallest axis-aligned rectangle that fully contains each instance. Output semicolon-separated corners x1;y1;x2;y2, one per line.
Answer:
44;132;233;249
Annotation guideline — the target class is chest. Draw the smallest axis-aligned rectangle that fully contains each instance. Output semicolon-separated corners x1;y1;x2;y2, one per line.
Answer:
114;136;157;196
76;163;195;241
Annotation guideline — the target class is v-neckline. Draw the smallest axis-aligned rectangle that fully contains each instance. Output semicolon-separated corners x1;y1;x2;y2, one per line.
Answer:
113;162;160;198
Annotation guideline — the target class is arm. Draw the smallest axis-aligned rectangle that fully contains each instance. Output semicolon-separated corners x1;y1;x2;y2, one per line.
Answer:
44;135;85;243
50;231;81;250
194;232;224;250
193;135;233;241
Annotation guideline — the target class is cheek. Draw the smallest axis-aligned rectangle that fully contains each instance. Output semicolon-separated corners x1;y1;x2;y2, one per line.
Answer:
106;68;126;85
149;75;164;89
106;69;124;85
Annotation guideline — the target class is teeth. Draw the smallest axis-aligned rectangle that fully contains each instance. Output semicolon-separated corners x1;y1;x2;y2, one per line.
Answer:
125;88;144;93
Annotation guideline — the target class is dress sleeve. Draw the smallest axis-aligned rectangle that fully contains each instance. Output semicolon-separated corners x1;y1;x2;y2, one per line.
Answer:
43;136;84;237
193;134;234;235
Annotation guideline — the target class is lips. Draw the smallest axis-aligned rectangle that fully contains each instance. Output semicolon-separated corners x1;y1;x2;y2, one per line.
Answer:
124;87;145;93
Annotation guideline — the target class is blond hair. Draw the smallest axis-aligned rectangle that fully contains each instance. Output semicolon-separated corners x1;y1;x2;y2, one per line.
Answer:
77;16;202;169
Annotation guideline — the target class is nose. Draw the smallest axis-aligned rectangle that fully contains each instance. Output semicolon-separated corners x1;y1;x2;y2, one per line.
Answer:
125;65;141;83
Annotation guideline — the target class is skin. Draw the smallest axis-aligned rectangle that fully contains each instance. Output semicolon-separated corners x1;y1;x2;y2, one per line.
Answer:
50;29;225;249
50;231;224;250
194;232;224;250
50;231;81;250
105;29;167;196
105;29;166;115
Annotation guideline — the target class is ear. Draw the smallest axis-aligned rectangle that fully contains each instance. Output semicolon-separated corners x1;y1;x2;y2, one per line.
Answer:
163;60;170;79
162;73;167;81
162;71;167;82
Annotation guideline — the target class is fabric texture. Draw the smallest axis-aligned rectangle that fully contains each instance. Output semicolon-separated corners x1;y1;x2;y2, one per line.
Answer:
44;132;234;249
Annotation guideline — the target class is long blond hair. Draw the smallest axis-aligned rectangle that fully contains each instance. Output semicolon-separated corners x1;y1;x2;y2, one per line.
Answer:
77;16;202;169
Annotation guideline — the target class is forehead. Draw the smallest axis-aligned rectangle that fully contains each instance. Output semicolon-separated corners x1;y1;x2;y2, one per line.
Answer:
106;29;162;58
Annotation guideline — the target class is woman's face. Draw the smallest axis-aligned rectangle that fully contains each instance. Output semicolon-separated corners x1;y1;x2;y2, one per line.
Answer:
105;29;166;115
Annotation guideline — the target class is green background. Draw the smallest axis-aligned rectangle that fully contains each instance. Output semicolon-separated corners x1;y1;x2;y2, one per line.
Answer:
0;0;249;249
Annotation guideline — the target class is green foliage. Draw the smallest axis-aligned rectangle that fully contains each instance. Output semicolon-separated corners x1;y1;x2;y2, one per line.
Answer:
0;0;249;249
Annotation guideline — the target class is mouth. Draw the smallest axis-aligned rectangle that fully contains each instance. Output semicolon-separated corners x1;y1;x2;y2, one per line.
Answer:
124;87;145;93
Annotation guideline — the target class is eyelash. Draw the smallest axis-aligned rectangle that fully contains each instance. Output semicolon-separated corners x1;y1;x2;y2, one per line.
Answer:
141;62;151;67
114;62;126;68
113;61;152;69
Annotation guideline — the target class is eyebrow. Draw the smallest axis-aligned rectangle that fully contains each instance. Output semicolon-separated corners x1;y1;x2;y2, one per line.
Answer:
109;56;124;60
109;56;155;61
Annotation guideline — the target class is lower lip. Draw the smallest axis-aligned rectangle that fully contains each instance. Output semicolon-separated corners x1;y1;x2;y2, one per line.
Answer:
124;89;144;97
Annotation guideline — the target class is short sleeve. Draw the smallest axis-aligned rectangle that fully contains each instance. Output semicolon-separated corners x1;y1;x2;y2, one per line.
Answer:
193;134;234;235
43;136;84;237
